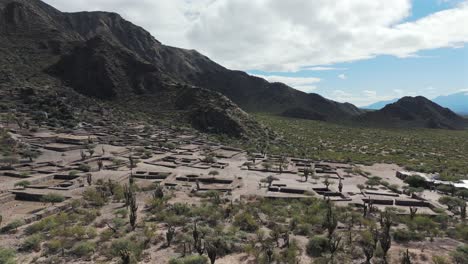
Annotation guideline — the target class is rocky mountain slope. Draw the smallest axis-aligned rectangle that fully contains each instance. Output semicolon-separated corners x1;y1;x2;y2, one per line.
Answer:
0;0;269;138
0;0;363;129
356;96;467;130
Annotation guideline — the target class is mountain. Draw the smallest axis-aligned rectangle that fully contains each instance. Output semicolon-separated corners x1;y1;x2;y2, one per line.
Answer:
433;92;468;114
356;96;467;129
362;98;398;110
364;92;468;114
0;0;364;139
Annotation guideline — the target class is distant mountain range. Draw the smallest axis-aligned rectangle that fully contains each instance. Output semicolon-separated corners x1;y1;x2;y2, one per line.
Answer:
363;92;468;114
357;96;467;130
433;92;468;114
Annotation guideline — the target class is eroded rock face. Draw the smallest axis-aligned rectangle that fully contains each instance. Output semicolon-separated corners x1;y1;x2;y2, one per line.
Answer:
0;0;269;138
1;0;365;123
47;37;164;99
175;88;265;138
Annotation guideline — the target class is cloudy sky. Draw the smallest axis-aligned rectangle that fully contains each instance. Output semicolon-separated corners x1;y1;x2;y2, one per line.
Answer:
44;0;468;106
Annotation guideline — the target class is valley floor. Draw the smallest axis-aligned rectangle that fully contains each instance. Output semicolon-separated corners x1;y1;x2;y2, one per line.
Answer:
0;118;466;264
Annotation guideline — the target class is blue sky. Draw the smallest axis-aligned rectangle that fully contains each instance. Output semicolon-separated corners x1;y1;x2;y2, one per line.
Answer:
249;45;467;106
248;0;468;106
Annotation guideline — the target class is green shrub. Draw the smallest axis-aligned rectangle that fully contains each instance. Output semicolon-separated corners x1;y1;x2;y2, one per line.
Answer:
100;229;114;242
233;212;258;232
83;187;107;207
393;228;424;243
2;219;25;233
451;245;468;264
110;238;144;260
0;247;16;264
403;175;427;188
21;234;43;252
169;255;209;264
14;180;31;188
45;239;62;254
306;236;329;257
25;215;63;235
41;193;65;204
78;164;91;172
71;241;96;257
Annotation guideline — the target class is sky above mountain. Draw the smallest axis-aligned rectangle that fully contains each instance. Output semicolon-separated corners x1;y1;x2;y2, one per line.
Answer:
44;0;468;106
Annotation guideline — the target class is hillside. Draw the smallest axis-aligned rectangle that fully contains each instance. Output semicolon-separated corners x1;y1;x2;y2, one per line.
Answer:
363;92;468;115
0;0;272;138
0;0;363;134
356;96;467;129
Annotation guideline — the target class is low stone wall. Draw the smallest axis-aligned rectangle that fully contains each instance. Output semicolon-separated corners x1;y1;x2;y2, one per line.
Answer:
363;197;394;205
322;191;343;197
395;199;430;207
133;172;171;180
54;174;80;180
278;187;306;194
365;191;399;197
175;176;233;184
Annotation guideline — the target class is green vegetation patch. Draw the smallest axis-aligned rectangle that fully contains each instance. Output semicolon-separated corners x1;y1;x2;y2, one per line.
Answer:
255;114;468;179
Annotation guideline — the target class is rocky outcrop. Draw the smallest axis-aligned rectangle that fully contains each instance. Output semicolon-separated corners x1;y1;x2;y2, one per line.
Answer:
175;88;265;138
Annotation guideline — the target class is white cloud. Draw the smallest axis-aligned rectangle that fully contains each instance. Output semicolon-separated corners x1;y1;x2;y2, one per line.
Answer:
253;74;320;93
393;89;404;96
363;90;377;97
43;0;468;71
338;74;347;80
301;66;346;71
330;89;397;106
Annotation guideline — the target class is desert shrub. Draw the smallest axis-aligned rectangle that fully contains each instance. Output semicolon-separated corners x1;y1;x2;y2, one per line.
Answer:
278;240;301;264
71;241;96;257
78;164;91;172
81;209;100;224
409;216;438;234
432;255;450;264
114;208;128;218
69;170;80;177
41;193;65;204
45;239;62;254
233;211;259;232
0;247;16;264
447;223;468;241
110;238;144;260
169;255;208;264
393;228;424;243
14;180;31;188
293;223;312;236
306;236;329;257
83;187;107;207
100;229;114;242
2;219;25;233
436;185;453;195
21;234;43;252
451;245;468;264
25;214;64;235
403;175;427;188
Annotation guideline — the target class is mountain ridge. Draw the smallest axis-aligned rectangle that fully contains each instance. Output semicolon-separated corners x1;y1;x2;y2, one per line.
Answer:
363;92;468;114
357;96;467;130
0;0;364;123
